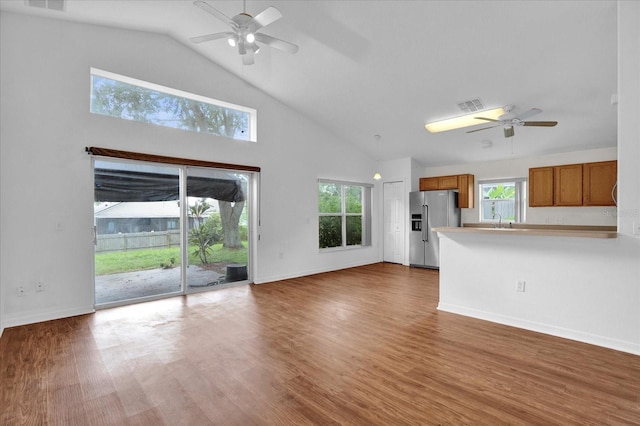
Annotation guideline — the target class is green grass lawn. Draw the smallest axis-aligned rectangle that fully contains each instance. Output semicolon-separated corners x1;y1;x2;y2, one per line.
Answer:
95;243;247;275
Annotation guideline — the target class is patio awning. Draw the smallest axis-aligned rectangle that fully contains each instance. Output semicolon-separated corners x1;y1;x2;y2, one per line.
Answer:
94;169;245;202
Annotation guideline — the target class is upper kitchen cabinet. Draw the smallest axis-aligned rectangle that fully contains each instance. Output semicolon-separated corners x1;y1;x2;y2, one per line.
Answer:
583;160;617;206
554;164;583;206
457;174;474;209
529;167;554;207
419;175;458;191
419;174;474;208
419;177;439;191
529;160;617;207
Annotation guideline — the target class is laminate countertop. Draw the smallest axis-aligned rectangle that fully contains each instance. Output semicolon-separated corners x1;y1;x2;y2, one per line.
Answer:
434;223;618;239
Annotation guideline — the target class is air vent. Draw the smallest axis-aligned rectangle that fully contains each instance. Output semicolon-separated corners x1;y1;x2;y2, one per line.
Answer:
26;0;65;12
457;98;485;113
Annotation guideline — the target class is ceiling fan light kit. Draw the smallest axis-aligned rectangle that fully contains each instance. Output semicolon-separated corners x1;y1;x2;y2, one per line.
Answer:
503;126;515;138
191;0;298;65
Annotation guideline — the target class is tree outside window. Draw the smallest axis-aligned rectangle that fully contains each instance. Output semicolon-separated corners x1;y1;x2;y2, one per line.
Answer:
479;179;526;223
318;182;368;249
90;69;255;141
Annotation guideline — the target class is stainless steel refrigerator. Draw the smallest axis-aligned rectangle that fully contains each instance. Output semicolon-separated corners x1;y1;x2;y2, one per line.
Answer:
409;190;461;269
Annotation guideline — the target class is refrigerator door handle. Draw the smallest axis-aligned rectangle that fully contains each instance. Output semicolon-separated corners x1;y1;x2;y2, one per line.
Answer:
422;205;428;242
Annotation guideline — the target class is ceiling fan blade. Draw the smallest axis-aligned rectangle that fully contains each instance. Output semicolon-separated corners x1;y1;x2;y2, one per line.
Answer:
252;6;282;30
517;108;543;121
522;121;558;127
190;31;234;44
243;49;255;65
475;117;499;122
254;33;298;54
193;1;237;29
466;125;500;133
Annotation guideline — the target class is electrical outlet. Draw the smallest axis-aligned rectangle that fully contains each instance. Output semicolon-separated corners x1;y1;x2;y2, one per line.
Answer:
17;286;26;297
516;280;526;292
35;281;45;292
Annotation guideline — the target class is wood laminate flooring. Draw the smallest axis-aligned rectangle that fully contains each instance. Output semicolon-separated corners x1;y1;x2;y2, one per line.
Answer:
1;263;639;425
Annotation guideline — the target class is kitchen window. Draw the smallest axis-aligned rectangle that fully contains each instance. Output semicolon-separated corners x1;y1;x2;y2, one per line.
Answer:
318;180;372;250
479;178;526;224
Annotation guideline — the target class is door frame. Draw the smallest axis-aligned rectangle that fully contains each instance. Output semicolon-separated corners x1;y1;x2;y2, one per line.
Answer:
91;155;258;309
382;179;407;265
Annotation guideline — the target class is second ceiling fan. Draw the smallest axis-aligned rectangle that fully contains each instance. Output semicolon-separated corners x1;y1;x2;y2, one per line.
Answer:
190;0;299;65
467;106;558;138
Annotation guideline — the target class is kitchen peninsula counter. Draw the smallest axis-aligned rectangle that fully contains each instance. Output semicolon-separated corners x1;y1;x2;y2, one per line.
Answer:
432;221;637;355
434;223;618;239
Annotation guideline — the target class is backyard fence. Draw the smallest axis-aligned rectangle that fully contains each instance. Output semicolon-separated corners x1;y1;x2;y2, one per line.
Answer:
96;230;181;252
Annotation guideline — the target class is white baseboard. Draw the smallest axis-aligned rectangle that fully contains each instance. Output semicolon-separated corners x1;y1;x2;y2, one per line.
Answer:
437;303;640;356
3;305;95;329
255;260;380;285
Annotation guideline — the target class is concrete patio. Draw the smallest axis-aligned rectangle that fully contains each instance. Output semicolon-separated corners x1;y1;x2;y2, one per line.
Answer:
95;265;227;304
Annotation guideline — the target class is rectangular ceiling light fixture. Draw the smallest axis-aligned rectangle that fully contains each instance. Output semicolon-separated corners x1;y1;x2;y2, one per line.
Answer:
425;107;505;133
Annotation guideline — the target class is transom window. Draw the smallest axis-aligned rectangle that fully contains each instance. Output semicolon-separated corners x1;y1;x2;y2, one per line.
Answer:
479;178;526;224
90;68;257;141
318;180;372;250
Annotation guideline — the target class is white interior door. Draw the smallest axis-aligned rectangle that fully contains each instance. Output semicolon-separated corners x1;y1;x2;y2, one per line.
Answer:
383;181;405;264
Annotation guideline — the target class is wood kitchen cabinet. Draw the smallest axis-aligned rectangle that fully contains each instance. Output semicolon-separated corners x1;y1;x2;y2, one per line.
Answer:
419;175;458;191
419;177;439;191
554;164;583;206
457;174;474;208
583;160;617;206
419;174;474;208
529;167;554;207
529;160;617;207
437;175;458;189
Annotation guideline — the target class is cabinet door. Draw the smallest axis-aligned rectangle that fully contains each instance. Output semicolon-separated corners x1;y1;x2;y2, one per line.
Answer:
457;174;474;208
419;177;439;191
529;167;554;207
583;161;617;206
438;175;458;189
554;164;583;206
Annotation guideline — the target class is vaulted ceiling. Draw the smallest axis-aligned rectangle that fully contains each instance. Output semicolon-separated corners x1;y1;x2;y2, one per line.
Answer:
0;0;618;166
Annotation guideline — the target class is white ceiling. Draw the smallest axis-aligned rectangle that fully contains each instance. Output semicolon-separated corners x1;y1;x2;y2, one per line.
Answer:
0;0;618;166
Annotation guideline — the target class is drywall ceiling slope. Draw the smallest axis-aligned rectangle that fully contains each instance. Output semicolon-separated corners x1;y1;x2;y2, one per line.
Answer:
0;0;618;166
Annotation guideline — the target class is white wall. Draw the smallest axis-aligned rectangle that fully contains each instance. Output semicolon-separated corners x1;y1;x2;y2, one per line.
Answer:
0;12;380;330
437;0;640;355
438;232;639;354
423;147;618;226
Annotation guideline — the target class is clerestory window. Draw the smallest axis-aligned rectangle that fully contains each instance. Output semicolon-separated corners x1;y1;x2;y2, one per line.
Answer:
90;68;256;141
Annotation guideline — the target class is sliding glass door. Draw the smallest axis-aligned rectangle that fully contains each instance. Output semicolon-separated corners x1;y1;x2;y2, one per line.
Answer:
93;158;252;307
185;168;249;289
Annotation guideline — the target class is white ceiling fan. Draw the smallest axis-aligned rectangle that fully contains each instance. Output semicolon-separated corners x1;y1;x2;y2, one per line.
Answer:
467;105;558;138
190;0;299;65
